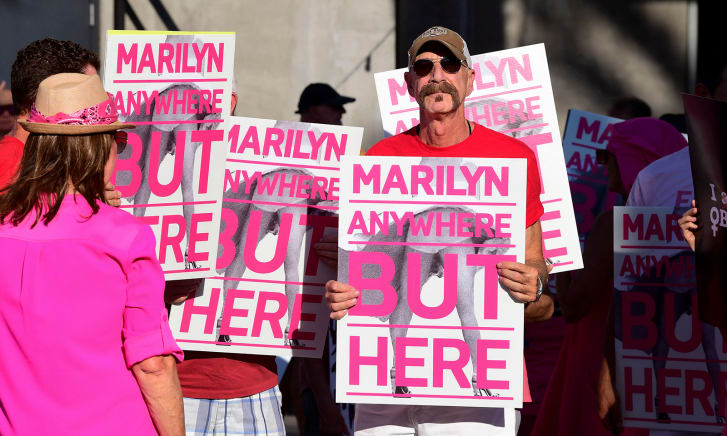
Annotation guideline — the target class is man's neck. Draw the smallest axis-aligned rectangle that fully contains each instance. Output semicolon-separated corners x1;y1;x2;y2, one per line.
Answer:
417;107;470;147
8;116;29;143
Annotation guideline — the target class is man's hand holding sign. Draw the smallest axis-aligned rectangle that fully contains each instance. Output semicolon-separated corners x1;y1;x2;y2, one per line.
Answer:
326;226;551;322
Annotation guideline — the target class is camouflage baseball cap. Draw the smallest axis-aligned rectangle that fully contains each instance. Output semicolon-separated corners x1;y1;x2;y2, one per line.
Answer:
408;26;472;68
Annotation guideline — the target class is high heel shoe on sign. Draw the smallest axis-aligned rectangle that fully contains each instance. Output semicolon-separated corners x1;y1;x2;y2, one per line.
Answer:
472;376;499;397
390;368;412;397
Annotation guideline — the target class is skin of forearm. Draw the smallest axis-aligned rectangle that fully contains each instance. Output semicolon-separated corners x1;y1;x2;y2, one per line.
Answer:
132;355;185;436
523;257;552;322
524;293;554;322
527;257;548;287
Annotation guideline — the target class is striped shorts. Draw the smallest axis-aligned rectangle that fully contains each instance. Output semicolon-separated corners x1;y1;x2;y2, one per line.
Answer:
184;386;286;435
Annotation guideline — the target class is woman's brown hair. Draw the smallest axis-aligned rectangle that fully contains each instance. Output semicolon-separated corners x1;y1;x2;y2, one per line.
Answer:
0;132;114;227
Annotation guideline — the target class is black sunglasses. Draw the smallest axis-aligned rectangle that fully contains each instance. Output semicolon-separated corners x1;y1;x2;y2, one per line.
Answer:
0;104;14;115
595;149;610;165
412;57;465;77
115;130;128;154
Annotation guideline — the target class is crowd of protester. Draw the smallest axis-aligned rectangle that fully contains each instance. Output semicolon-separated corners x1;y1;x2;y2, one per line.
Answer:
0;24;725;436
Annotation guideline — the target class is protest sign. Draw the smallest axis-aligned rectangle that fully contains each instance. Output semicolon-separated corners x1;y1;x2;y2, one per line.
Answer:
562;109;621;241
104;31;235;280
683;94;727;332
614;206;726;431
336;156;526;408
373;43;581;274
169;117;363;358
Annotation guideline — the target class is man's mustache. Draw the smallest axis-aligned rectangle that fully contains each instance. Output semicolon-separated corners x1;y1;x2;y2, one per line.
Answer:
419;82;459;100
418;82;460;107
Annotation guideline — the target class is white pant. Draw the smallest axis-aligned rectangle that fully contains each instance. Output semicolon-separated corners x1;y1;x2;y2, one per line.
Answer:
353;404;518;436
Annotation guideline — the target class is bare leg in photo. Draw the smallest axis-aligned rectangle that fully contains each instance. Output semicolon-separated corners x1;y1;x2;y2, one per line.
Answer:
389;247;436;395
280;206;308;346
134;126;174;217
177;123;202;269
669;289;724;422
131;126;157;219
216;207;274;343
217;206;308;347
442;244;491;396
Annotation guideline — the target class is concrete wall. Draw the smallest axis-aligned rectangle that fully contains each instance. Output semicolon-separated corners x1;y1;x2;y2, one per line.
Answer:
98;0;691;146
504;0;692;129
98;0;396;150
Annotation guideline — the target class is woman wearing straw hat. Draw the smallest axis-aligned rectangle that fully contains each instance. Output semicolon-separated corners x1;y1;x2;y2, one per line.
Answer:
0;73;184;435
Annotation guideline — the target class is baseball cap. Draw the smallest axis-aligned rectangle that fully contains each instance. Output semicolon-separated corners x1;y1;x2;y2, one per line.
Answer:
408;26;472;68
296;83;355;114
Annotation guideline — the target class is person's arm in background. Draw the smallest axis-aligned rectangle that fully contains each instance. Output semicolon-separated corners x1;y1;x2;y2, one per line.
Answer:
164;278;203;305
132;355;185;436
557;210;613;323
498;220;553;322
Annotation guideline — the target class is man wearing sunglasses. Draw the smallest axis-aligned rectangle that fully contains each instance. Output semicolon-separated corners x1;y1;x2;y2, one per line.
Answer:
0;83;14;139
325;26;552;435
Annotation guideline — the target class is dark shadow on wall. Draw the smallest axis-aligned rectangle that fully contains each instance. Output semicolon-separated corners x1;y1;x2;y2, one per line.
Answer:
395;0;504;68
697;1;727;87
395;0;708;113
515;0;688;101
0;0;99;84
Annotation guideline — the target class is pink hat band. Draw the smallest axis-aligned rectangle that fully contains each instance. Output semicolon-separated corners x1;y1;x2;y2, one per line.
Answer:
28;93;118;126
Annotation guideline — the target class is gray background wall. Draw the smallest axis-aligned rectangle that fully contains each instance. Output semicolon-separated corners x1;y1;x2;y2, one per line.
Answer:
0;0;99;86
0;0;709;151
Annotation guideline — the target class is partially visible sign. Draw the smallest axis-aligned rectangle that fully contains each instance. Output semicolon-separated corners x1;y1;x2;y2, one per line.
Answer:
562;109;621;241
614;207;725;432
374;44;581;273
169;117;363;358
104;31;236;280
683;94;727;332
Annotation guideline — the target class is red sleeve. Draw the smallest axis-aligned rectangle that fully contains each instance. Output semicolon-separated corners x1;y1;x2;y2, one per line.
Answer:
0;138;24;190
525;152;544;227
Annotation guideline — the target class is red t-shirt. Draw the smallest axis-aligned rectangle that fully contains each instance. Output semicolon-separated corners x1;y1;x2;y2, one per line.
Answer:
367;123;542;402
177;352;278;399
0;136;24;189
367;123;544;226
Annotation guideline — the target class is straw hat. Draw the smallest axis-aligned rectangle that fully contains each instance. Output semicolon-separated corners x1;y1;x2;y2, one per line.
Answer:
19;73;134;134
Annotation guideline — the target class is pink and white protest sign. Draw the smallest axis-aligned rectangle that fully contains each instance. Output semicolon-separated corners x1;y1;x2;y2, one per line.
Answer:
336;156;526;407
169;117;363;358
373;44;581;274
614;207;726;431
562;109;621;241
104;31;235;280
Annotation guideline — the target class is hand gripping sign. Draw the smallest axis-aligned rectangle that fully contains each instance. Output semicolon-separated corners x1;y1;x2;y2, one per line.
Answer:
374;44;581;274
104;31;235;280
614;207;727;431
169;117;363;358
562;109;622;241
336;156;526;408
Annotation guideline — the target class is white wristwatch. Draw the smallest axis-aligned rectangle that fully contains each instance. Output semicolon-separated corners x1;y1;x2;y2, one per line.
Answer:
534;276;544;302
